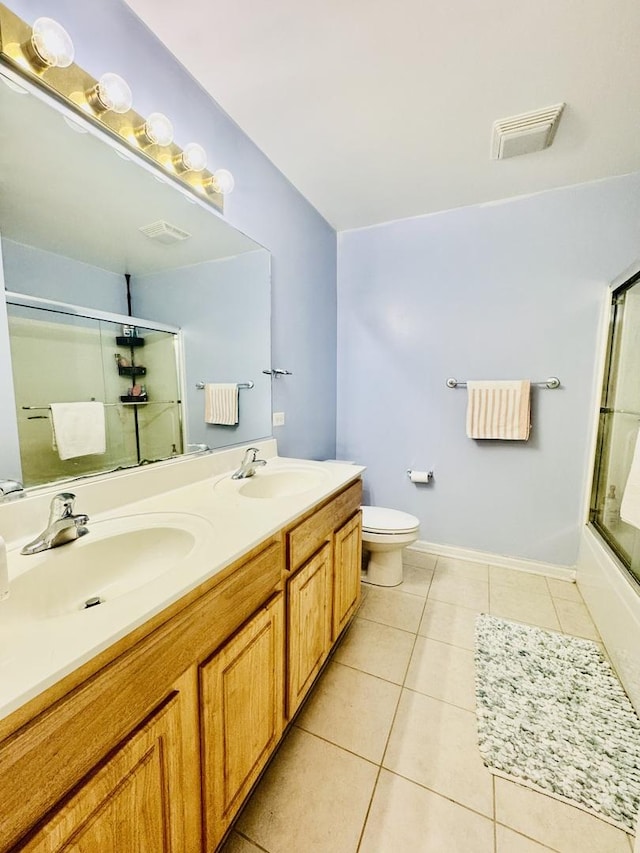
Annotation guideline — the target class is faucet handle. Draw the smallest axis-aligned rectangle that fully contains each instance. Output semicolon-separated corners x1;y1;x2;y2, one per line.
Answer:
0;480;24;502
243;447;261;463
49;492;76;523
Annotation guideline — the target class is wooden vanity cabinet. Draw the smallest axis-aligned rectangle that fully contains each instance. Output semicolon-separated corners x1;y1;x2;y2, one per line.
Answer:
200;594;284;849
286;542;332;716
332;510;362;640
0;536;282;853
0;478;362;853
285;480;362;719
18;669;199;853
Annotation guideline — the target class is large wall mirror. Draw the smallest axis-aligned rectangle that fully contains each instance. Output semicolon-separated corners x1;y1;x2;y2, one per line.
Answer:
0;65;272;489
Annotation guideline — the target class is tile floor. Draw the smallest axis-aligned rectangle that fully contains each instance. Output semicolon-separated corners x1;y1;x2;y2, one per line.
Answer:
222;551;636;853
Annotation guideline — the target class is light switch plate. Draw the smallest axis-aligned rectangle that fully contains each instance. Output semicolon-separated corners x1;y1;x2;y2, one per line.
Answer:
272;412;285;426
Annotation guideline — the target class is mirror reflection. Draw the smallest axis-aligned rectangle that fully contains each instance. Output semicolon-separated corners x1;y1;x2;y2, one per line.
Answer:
7;299;183;487
0;71;272;489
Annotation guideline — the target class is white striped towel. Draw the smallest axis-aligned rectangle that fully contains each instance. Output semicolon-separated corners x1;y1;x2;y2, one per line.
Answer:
204;383;239;426
466;380;531;440
621;429;640;529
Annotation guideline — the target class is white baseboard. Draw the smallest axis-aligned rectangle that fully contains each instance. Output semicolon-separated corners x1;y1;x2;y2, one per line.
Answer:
406;539;576;582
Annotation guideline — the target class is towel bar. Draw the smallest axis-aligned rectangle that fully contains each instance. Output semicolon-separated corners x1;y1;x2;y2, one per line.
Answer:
446;377;560;390
23;400;180;410
195;381;254;390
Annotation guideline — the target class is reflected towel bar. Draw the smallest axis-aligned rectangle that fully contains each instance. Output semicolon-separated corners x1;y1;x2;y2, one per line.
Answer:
446;377;561;389
22;400;179;410
195;381;254;390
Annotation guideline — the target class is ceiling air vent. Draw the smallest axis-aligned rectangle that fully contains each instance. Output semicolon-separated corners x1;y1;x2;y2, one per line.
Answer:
139;220;191;244
491;103;565;160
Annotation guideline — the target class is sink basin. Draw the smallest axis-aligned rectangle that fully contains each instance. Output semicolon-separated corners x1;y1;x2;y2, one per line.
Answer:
3;512;213;622
215;464;329;499
238;469;327;498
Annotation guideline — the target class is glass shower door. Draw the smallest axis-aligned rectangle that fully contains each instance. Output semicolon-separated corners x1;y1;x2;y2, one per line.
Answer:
591;274;640;582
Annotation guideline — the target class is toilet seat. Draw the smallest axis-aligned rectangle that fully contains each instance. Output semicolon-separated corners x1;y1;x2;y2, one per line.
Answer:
361;506;419;535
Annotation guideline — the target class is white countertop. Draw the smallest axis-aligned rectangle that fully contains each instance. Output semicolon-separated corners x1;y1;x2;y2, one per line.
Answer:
0;451;364;722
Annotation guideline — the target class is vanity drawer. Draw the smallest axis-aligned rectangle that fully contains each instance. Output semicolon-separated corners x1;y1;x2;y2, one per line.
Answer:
0;537;283;852
287;479;362;572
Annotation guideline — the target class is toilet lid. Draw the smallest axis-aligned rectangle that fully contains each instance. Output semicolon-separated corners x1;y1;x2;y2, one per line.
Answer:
361;506;420;534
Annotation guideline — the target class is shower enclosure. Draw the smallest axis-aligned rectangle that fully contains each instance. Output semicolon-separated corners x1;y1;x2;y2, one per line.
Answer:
590;270;640;583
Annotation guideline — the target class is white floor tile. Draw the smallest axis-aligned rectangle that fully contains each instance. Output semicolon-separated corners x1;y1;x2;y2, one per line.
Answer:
490;565;549;594
554;598;600;641
358;586;425;632
435;556;490;581
495;777;632;853
403;548;437;570
495;824;558;852
428;571;489;610
332;617;415;684
547;577;583;602
405;636;476;710
383;690;493;816
220;832;264;853
490;584;561;631
418;599;480;650
360;769;494;852
296;661;401;763
396;562;434;597
236;728;377;853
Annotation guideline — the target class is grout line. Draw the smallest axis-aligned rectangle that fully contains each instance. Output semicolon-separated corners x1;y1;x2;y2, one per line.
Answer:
355;590;433;850
233;829;271;852
492;775;497;853
312;656;406;689
494;820;565;853
355;764;384;851
401;683;477;715
326;657;406;687
380;767;495;823
356;613;423;634
290;724;383;769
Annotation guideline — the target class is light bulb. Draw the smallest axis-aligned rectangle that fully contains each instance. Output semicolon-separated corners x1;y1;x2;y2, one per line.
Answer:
0;74;28;95
141;112;174;147
181;143;207;172
63;115;88;134
87;72;133;115
28;17;74;69
213;169;234;194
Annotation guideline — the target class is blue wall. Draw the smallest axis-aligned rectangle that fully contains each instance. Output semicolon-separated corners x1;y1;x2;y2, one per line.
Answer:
6;0;338;461
337;173;640;566
134;251;272;450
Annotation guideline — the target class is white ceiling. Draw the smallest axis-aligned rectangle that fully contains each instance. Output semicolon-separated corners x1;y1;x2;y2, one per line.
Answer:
125;0;640;230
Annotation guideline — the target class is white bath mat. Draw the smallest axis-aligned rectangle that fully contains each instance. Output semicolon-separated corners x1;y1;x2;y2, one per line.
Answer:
475;614;640;833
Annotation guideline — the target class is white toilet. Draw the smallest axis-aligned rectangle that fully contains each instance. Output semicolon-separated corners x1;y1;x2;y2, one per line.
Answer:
361;506;420;587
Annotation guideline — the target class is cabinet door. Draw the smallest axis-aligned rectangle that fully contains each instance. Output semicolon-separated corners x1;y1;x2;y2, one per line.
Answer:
200;595;284;850
19;671;199;853
287;541;332;718
333;512;362;640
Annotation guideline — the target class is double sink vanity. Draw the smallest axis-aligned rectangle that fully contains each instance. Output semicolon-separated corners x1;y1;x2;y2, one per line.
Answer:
0;441;364;852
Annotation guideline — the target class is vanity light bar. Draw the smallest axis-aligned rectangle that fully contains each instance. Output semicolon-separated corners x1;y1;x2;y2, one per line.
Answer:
0;3;234;211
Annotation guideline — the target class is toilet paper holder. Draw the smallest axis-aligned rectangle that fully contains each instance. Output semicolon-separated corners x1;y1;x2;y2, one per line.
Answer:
406;469;434;484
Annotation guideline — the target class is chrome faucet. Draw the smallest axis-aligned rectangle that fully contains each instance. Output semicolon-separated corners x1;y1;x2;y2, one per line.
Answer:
0;479;24;503
231;447;267;480
21;493;89;555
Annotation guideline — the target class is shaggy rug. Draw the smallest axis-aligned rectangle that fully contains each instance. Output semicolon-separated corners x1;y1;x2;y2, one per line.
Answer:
475;614;640;832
